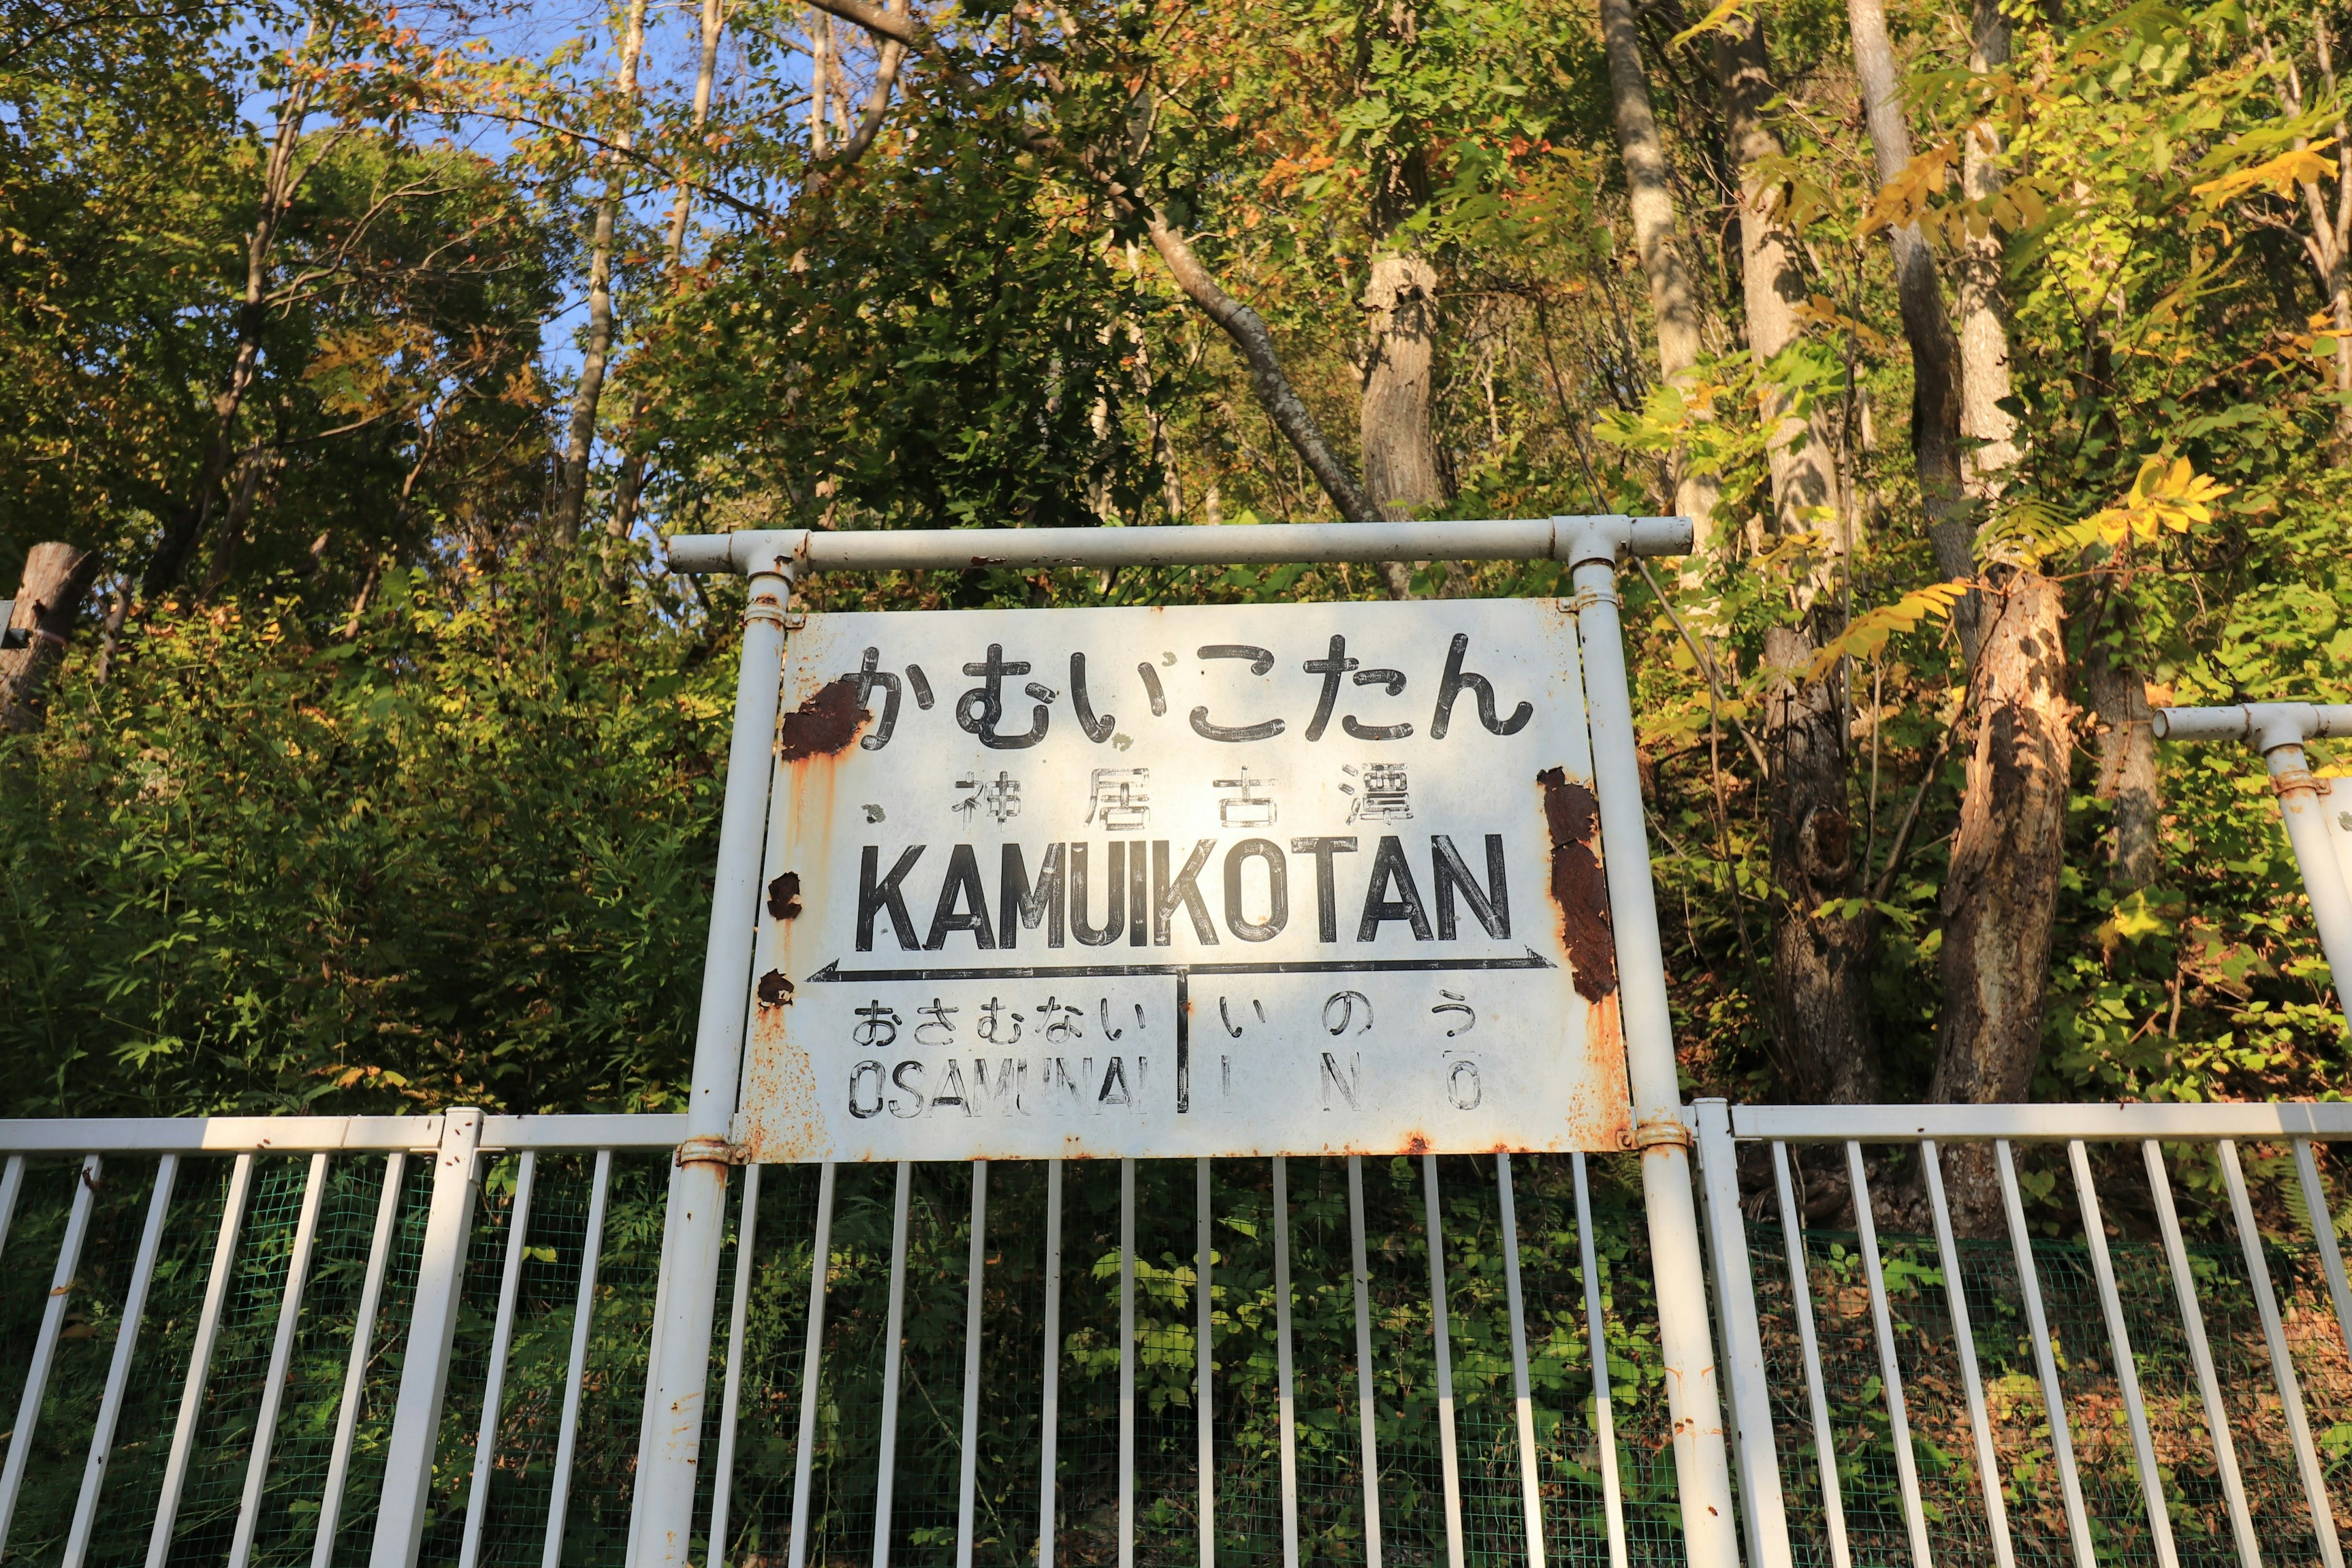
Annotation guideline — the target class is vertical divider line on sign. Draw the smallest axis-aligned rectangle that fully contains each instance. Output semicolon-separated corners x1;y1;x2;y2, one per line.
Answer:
64;1154;181;1568
2137;1140;2258;1568
1572;1153;1627;1568
2290;1139;2352;1364
2218;1139;2346;1568
459;1150;539;1568
710;1161;764;1568
228;1150;333;1568
546;1148;614;1568
1347;1156;1381;1568
1917;1143;2018;1568
786;1160;837;1568
312;1151;408;1568
872;1160;914;1568
1420;1154;1466;1568
150;1151;256;1568
2067;1139;2180;1568
1039;1159;1063;1568
1992;1142;2094;1568
1843;1143;1932;1568
957;1162;986;1568
1495;1155;1545;1568
0;1151;104;1553
1768;1143;1850;1568
1118;1159;1136;1568
1197;1157;1215;1568
1272;1156;1298;1568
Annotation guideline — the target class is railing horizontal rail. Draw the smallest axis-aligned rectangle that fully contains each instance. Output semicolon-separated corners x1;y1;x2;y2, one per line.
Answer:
0;1112;688;1155
1727;1098;2352;1142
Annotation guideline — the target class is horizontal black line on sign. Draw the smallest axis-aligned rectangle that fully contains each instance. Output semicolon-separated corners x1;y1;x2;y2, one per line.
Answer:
803;948;1556;983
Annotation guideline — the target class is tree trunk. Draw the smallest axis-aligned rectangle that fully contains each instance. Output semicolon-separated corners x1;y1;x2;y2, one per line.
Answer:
1762;628;1880;1102
609;0;728;543
144;51;316;600
556;0;650;537
1;543;99;732
1723;22;1876;1104
1717;15;1843;552
1958;0;2019;510
1928;571;2070;1232
1847;0;1976;658
1596;0;1719;551
2087;633;2159;889
1361;253;1443;519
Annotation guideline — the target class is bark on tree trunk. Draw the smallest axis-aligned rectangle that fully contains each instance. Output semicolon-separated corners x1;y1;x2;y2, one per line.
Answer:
1847;0;1977;658
1717;13;1843;552
2087;633;2159;889
1762;627;1880;1102
1929;571;2070;1232
1;543;99;732
1361;253;1442;519
1958;0;2019;510
1723;21;1877;1103
1597;0;1719;551
143;52;317;600
556;0;650;537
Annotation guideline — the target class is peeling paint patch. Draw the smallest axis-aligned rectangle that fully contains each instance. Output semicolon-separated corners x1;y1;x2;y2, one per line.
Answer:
756;970;794;1008
767;872;803;921
778;678;867;761
1539;767;1619;1003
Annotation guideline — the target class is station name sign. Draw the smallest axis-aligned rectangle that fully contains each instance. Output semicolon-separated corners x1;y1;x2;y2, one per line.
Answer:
733;600;1632;1162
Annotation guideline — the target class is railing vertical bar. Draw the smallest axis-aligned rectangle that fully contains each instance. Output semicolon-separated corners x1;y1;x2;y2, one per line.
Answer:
1768;1142;1850;1568
545;1148;614;1568
956;1162;987;1568
64;1155;179;1568
1572;1155;1627;1568
1272;1155;1298;1568
1692;1102;1789;1568
1994;1142;2094;1568
872;1159;913;1568
2291;1138;2352;1362
2219;1139;2346;1568
313;1152;407;1568
2067;1138;2179;1568
709;1161;763;1568
149;1151;255;1568
1197;1157;1215;1568
1038;1159;1063;1568
0;1151;104;1551
459;1150;538;1568
1916;1142;2016;1568
1420;1154;1466;1568
0;1155;24;1265
2139;1140;2260;1568
1844;1142;1932;1568
228;1150;331;1568
786;1160;837;1568
1495;1155;1545;1568
1118;1158;1136;1568
1347;1156;1381;1568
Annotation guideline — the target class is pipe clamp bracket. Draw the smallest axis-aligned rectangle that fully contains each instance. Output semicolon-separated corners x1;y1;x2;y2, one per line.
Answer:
674;1134;744;1167
1634;1115;1693;1152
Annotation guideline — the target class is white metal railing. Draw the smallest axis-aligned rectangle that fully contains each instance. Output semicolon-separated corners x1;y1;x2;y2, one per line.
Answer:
1695;1097;2352;1568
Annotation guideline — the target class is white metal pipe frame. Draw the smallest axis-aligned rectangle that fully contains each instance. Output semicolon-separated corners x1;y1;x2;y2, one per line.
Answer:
0;517;2348;1568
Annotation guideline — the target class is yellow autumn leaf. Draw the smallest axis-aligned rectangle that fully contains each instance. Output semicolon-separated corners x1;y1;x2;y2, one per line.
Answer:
2084;456;2233;546
1802;581;1972;683
2190;138;2337;208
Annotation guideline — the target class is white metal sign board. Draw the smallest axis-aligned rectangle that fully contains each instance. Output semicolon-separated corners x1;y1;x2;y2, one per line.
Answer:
734;599;1633;1162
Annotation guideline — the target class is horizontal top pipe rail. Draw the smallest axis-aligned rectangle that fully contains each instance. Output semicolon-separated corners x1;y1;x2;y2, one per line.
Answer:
1727;1099;2352;1143
0;1110;687;1156
663;514;1694;577
2154;702;2352;750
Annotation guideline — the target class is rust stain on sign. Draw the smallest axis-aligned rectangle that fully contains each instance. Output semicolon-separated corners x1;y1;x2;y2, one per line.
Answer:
1539;766;1619;1003
755;969;794;1009
767;872;802;921
778;678;868;761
